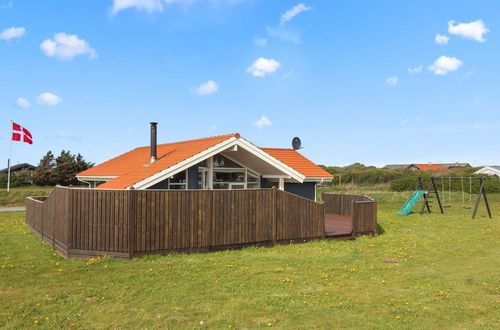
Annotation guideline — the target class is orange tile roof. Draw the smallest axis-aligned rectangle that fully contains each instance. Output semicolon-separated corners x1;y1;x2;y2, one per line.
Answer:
79;134;239;189
412;164;447;171
261;148;333;178
77;134;332;189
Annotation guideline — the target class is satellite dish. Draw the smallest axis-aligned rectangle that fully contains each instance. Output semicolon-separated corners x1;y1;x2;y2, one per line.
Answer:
292;137;302;150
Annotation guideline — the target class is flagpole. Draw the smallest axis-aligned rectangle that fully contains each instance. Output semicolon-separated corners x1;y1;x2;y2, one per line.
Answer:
7;120;12;192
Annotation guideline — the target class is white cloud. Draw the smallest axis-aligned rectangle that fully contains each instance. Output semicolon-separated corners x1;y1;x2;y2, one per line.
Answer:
253;115;272;128
247;57;281;77
280;71;293;80
36;92;62;106
400;116;422;125
0;1;13;9
16;97;30;108
0;26;25;40
408;65;423;74
266;26;301;44
459;71;475;79
448;19;489;42
435;33;449;45
192;80;219;96
111;0;164;15
428;55;463;75
110;0;204;15
280;3;312;25
40;33;97;60
253;36;267;46
386;76;399;86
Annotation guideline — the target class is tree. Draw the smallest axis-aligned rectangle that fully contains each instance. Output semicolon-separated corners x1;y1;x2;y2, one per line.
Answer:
32;151;57;186
32;150;94;186
54;150;94;186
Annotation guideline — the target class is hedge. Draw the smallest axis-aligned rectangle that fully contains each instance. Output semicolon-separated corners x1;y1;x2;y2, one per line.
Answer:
390;175;500;193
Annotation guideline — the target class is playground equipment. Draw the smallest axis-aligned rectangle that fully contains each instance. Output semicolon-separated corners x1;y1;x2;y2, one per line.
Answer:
397;190;425;215
398;177;492;219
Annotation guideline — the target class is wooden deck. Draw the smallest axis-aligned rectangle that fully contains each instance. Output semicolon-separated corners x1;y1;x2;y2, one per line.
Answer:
325;213;353;237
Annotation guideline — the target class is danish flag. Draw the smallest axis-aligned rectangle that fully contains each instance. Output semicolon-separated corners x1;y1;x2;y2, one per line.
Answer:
12;122;33;145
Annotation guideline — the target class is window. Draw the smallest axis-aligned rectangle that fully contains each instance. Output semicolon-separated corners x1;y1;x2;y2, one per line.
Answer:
247;171;260;189
213;170;245;183
169;170;187;190
212;155;242;168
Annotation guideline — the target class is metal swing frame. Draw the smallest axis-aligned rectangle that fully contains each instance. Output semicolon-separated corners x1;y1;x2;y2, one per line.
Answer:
416;176;492;219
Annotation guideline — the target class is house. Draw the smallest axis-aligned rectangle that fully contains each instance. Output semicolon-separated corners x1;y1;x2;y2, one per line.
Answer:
474;166;500;177
0;163;37;174
408;164;448;171
384;163;471;171
441;162;471;169
77;123;333;201
383;164;411;170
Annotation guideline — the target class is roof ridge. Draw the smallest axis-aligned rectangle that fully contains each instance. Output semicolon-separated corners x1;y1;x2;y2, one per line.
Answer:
133;133;240;150
261;147;295;151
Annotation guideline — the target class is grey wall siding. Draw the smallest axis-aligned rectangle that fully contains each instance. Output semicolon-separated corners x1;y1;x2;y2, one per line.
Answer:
148;178;169;189
284;182;317;201
188;165;199;189
147;166;198;190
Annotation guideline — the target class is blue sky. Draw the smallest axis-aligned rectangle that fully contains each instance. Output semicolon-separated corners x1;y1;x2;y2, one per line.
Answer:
1;0;499;168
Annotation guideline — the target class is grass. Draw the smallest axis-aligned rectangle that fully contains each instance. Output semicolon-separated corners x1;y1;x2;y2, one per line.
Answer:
0;187;53;207
0;190;498;329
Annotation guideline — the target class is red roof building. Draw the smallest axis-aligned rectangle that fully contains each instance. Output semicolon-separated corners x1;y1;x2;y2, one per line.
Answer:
77;127;332;201
409;164;448;171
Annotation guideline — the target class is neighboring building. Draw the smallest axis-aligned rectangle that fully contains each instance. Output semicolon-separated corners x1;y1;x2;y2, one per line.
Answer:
384;163;471;171
474;166;500;177
0;163;37;174
408;164;448;171
441;162;471;169
77;125;333;201
383;164;411;170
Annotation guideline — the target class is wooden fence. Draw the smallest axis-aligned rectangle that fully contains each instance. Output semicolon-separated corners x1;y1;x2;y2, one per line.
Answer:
26;187;325;258
321;193;377;236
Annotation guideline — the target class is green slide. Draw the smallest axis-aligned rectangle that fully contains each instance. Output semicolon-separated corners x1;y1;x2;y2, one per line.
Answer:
397;190;425;215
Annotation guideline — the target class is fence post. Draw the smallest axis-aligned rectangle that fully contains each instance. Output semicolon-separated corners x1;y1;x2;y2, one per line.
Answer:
321;201;326;238
128;189;137;259
52;188;57;249
273;187;278;246
67;188;73;253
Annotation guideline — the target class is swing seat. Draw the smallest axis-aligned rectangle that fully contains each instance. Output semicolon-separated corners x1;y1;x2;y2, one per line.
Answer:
443;205;451;208
462;206;472;209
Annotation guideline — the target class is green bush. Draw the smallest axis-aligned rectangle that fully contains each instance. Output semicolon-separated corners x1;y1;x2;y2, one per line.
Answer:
323;164;409;185
0;172;32;188
389;175;500;193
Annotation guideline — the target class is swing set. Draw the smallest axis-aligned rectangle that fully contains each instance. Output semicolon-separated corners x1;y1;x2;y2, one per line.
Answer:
416;176;492;219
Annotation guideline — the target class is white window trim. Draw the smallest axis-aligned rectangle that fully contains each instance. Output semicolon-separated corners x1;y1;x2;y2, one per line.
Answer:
166;169;188;190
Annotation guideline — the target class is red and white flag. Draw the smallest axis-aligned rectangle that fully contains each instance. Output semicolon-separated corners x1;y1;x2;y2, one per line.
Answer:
12;122;33;145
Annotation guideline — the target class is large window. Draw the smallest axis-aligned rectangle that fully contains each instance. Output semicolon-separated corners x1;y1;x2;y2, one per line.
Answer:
168;170;187;190
196;155;260;190
247;171;260;189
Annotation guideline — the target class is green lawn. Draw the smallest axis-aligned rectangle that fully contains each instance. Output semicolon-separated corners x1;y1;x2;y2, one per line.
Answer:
0;191;498;328
0;187;53;207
